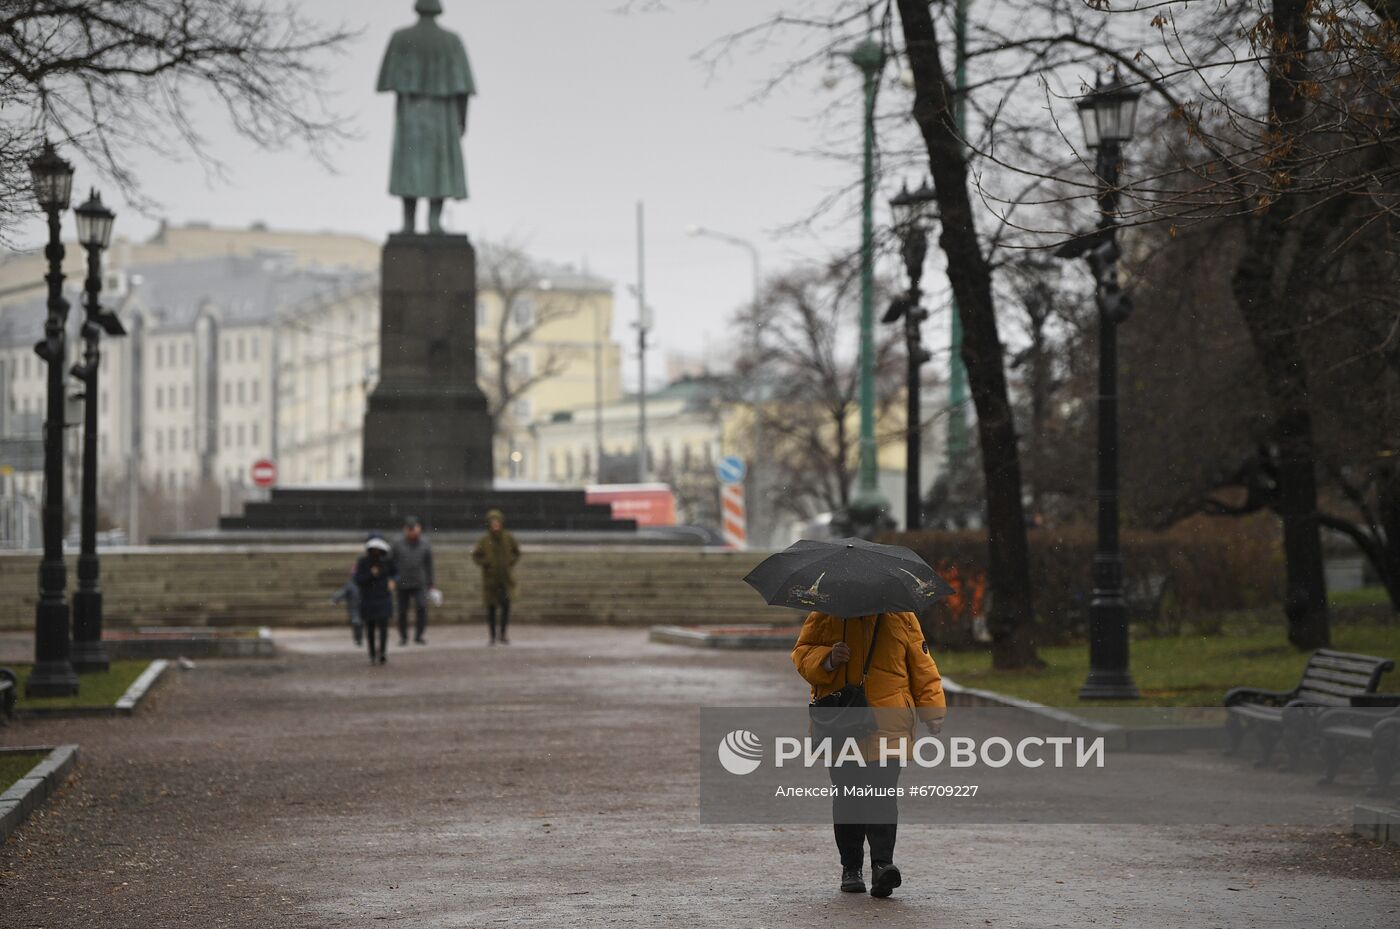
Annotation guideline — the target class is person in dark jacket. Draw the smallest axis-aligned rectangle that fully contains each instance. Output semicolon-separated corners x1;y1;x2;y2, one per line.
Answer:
391;515;436;646
471;508;520;644
354;534;398;665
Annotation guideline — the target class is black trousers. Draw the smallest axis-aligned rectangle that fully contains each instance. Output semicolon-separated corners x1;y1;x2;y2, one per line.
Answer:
488;598;511;640
828;762;902;869
397;588;428;642
365;614;389;660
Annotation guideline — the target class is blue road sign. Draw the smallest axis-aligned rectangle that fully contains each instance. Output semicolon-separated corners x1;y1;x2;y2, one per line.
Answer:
716;455;747;485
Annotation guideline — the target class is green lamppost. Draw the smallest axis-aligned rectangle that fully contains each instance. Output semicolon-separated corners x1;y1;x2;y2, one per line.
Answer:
846;37;889;536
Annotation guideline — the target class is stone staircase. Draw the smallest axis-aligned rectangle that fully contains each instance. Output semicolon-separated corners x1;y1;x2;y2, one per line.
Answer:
0;547;791;631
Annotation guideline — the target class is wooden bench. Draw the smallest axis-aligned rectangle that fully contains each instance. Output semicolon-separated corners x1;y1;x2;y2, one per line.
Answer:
0;667;16;720
1318;694;1400;790
1224;649;1396;767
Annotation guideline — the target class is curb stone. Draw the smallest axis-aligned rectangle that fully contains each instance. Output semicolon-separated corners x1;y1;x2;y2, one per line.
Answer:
942;678;1223;753
649;624;796;650
17;658;168;719
0;744;79;844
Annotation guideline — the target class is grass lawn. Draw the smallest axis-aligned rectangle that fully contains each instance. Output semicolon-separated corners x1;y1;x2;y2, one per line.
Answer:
937;620;1400;708
10;660;151;711
0;750;46;793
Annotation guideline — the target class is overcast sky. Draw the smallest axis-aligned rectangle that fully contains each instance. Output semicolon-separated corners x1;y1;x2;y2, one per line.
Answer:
12;0;924;385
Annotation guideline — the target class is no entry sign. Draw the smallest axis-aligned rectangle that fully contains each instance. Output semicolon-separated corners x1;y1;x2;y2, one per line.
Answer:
250;459;278;488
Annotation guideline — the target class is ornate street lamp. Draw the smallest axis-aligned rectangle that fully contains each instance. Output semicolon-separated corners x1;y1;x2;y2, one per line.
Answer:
1056;70;1141;699
846;37;890;537
70;189;124;673
26;142;79;697
883;179;938;531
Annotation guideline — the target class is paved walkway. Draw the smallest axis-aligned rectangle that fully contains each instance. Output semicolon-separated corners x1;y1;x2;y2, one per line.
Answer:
2;626;1398;928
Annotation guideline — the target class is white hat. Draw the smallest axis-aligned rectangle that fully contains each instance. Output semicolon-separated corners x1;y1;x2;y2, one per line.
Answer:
365;537;391;554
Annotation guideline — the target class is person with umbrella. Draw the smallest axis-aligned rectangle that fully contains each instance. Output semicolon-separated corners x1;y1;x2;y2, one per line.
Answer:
745;538;950;899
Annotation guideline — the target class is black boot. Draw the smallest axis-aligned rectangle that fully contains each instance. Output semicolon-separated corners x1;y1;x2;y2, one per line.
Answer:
840;867;865;893
870;863;901;898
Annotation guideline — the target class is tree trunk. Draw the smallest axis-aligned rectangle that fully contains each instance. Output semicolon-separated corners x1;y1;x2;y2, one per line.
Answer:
1228;0;1330;649
896;0;1040;669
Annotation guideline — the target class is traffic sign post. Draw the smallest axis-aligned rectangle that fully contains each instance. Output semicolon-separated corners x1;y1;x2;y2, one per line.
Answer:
716;456;748;549
251;459;278;489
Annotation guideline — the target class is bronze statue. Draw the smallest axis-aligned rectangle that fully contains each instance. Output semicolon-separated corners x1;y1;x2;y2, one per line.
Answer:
377;0;476;235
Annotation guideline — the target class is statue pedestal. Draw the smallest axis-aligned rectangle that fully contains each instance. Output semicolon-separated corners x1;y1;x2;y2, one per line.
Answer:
362;233;494;488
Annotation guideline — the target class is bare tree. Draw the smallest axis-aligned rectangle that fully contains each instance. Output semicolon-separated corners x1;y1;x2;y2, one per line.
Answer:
475;241;589;454
731;260;904;525
0;0;354;233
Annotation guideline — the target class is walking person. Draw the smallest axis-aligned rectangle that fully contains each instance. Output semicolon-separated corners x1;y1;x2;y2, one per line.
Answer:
471;508;520;644
792;610;945;898
354;534;398;665
391;515;436;646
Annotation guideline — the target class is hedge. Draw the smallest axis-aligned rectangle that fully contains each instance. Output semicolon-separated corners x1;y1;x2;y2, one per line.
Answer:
881;517;1281;649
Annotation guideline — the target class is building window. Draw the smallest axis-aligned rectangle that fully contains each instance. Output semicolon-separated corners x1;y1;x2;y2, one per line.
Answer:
512;354;532;381
183;384;191;408
155;431;164;452
100;390;108;414
251;336;260;361
511;296;536;329
155;387;164;410
223;382;231;404
251;422;260;445
155;344;164;368
223;340;231;362
251;381;260;404
183;342;192;366
237;381;245;405
514;398;532;422
476;297;489;327
222;424;230;447
236;423;245;446
237;336;246;362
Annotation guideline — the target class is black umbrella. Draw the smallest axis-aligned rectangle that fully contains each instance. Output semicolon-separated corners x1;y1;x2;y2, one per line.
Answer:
743;537;954;618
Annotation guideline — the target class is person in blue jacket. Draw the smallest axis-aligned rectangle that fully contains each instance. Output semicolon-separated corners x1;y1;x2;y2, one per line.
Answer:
354;535;398;665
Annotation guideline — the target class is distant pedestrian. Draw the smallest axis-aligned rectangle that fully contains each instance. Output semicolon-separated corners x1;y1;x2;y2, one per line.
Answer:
354;534;398;665
330;567;363;646
471;508;520;644
391;515;437;646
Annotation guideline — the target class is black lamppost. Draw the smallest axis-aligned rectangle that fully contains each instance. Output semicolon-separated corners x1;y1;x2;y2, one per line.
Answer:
1056;71;1141;700
26;141;79;698
70;189;123;673
883;179;938;531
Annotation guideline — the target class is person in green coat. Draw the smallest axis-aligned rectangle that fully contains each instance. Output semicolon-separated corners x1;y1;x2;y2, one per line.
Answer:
472;509;520;644
376;0;476;235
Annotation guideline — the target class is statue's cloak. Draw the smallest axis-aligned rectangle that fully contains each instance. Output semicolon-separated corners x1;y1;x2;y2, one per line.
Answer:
377;19;476;200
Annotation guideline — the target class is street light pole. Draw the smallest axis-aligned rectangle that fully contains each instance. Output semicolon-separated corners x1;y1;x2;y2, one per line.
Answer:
1057;71;1141;700
847;37;890;536
26;141;79;698
634;201;650;483
885;180;937;531
688;225;763;543
71;189;123;673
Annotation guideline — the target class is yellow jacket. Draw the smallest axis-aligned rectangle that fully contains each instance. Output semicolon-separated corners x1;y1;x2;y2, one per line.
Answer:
792;611;946;756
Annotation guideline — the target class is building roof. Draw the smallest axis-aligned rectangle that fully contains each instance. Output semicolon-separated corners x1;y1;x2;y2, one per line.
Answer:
0;254;373;346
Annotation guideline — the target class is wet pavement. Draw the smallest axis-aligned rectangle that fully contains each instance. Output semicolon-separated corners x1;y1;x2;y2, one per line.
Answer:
2;625;1398;928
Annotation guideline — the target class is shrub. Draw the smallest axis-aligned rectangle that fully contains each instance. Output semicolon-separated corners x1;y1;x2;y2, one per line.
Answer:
882;515;1281;649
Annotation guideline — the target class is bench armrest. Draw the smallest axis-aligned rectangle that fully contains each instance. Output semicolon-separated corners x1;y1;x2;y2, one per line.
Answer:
1224;687;1291;707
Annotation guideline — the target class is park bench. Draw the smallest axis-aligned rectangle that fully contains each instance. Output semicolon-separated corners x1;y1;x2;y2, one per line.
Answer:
1318;694;1400;791
1224;649;1396;767
0;667;16;720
